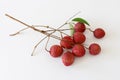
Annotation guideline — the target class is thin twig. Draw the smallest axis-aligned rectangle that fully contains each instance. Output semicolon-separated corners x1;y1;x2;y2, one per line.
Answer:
50;11;81;33
45;36;50;52
46;28;73;32
31;36;48;56
32;25;49;28
84;46;89;49
65;11;81;23
86;28;93;32
5;14;32;28
10;25;47;36
82;44;89;49
60;31;63;39
10;27;29;36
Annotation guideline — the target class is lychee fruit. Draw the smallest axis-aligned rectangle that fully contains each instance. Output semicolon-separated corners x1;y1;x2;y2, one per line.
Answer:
73;32;86;44
60;36;74;49
93;28;105;39
74;22;86;32
72;44;85;57
62;51;75;66
50;45;63;57
89;43;101;55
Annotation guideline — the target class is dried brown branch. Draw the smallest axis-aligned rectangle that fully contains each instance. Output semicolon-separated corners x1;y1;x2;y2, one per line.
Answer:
5;12;80;56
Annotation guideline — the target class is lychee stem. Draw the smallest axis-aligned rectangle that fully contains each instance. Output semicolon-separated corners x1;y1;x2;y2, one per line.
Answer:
9;27;28;36
86;28;93;32
9;25;46;36
45;28;73;32
60;31;63;39
31;36;48;56
9;27;46;36
84;46;89;49
65;11;81;23
45;36;50;52
82;44;89;49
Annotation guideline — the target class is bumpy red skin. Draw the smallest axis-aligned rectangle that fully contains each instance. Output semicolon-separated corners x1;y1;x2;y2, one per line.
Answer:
60;36;74;49
62;51;75;66
89;43;101;55
74;22;86;32
50;45;63;57
72;44;85;57
94;28;105;39
73;32;86;44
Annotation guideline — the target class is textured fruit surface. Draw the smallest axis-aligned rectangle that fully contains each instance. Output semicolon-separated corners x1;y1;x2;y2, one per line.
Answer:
94;28;105;39
72;44;85;57
62;51;75;66
74;22;86;32
89;43;101;55
60;36;74;49
73;32;86;44
50;45;63;57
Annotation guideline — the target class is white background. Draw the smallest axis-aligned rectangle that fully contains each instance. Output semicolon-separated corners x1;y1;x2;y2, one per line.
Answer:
0;0;120;80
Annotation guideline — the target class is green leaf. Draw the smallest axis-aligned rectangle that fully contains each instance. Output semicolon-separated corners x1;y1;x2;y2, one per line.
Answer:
72;18;90;26
69;23;74;36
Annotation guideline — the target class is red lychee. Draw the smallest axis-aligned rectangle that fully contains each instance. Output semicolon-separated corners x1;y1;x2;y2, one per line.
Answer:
60;36;74;49
50;45;63;57
93;28;105;39
73;32;86;44
72;44;85;57
62;51;75;66
89;43;101;55
74;22;86;32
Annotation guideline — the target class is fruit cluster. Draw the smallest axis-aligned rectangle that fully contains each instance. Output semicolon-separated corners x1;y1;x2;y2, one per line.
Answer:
5;14;105;66
49;21;105;66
